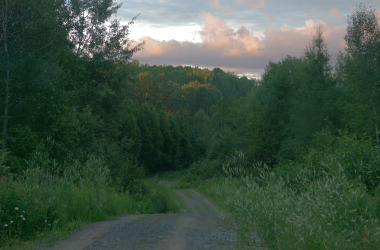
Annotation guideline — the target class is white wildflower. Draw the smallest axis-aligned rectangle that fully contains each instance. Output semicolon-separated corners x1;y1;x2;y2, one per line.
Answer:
15;207;19;211
4;224;8;227
10;220;13;224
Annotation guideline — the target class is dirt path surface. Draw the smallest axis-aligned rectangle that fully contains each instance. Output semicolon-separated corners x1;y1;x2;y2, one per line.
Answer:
36;189;237;250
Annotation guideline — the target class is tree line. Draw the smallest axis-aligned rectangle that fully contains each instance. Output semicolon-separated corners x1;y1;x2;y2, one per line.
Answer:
198;4;379;192
0;0;255;186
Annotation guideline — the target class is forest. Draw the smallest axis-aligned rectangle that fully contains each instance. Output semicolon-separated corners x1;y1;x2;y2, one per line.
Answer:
0;0;379;249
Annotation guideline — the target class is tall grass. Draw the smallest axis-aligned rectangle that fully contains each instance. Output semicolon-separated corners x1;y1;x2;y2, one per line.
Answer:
0;153;178;245
202;155;379;249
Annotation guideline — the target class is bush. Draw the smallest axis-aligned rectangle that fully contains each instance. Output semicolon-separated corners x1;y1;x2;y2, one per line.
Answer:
112;158;146;193
203;153;380;249
275;131;380;193
177;158;223;188
0;150;182;245
1;154;118;243
0;181;26;240
332;133;379;192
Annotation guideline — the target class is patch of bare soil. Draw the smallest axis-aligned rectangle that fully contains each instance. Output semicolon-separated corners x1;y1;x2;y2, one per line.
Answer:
35;189;237;250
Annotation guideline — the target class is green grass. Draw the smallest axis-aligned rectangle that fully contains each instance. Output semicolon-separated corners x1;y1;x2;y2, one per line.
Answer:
197;181;228;212
201;163;380;249
0;159;184;248
143;179;184;213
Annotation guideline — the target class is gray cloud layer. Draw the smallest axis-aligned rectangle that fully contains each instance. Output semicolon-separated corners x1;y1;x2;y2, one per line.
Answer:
133;14;345;77
121;0;379;77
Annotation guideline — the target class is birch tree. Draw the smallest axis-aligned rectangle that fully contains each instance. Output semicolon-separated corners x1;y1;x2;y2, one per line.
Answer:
342;4;380;146
64;0;143;61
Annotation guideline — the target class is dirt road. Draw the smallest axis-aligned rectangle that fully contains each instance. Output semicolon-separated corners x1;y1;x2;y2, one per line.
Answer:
36;189;237;249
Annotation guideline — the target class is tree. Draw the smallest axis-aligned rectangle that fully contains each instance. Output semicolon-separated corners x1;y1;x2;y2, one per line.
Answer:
137;104;163;172
64;0;143;61
341;4;380;146
246;57;299;163
284;28;337;155
1;0;10;150
180;80;219;115
1;0;67;151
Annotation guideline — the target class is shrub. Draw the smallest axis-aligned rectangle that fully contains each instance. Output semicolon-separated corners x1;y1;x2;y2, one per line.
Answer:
276;131;380;193
177;158;223;188
0;181;26;240
112;158;146;193
1;150;181;245
203;152;380;249
1;154;116;243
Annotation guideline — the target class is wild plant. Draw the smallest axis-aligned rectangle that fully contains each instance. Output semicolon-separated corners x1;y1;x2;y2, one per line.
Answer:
1;206;27;241
205;151;380;249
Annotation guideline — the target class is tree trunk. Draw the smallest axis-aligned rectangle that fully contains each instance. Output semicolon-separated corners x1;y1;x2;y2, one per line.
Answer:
1;0;10;151
374;104;379;154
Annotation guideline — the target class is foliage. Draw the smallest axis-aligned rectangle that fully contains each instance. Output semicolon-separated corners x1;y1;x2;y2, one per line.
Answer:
0;153;179;244
194;5;380;249
0;0;204;245
176;159;223;188
202;152;379;249
338;4;380;145
1;1;380;248
63;0;143;61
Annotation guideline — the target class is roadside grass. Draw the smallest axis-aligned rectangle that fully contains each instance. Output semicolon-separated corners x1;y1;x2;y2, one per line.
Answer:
152;170;186;182
201;162;379;249
142;179;184;214
197;183;227;212
148;172;188;212
0;241;34;250
0;159;183;248
191;134;380;249
171;159;224;189
150;169;199;189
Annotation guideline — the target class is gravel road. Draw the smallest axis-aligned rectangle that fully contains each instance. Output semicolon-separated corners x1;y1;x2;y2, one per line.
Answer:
36;189;238;250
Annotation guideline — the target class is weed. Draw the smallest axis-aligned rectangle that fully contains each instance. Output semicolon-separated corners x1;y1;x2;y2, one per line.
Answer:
202;154;379;249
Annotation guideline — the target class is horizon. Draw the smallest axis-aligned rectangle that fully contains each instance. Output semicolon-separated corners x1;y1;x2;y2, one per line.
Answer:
119;0;380;78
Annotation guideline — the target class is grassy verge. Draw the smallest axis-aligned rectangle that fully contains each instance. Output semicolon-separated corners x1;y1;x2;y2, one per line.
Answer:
142;179;184;213
197;181;228;212
184;134;380;249
0;158;182;248
201;164;379;249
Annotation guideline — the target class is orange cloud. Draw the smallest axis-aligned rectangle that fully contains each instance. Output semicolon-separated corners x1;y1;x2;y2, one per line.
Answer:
264;20;346;58
200;12;234;50
200;12;264;56
136;37;182;57
133;14;346;77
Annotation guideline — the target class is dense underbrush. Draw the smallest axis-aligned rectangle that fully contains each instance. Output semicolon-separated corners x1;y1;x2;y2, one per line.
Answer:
0;153;178;247
196;133;379;249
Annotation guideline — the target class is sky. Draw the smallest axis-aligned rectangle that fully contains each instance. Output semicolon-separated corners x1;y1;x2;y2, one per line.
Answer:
119;0;380;78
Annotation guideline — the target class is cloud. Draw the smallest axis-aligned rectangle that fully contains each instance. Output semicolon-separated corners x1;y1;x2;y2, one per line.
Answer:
210;0;232;13
237;0;266;9
264;20;345;59
133;13;346;77
210;0;266;12
329;8;345;22
199;13;264;56
137;37;181;57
